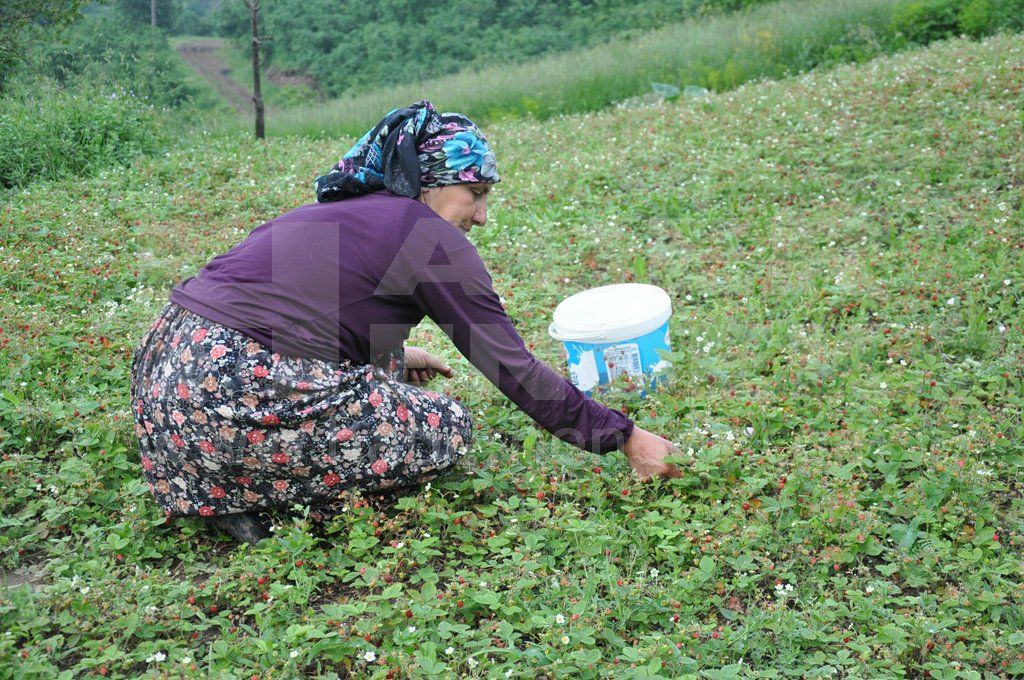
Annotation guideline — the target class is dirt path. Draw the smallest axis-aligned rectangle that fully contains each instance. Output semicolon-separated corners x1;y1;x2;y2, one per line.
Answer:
176;38;255;115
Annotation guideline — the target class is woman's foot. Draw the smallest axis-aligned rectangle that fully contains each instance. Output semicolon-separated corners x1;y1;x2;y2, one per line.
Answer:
207;511;272;544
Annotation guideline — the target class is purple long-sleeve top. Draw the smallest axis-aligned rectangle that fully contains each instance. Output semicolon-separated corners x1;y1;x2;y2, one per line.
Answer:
170;191;635;454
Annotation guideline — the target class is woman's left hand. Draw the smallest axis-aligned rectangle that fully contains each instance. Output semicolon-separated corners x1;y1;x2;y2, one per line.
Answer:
404;346;454;386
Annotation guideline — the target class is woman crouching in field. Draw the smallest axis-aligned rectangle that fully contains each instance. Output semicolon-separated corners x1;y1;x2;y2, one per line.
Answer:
130;100;683;544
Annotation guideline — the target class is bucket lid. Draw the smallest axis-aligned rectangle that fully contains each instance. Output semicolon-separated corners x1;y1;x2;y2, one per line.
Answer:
549;283;672;344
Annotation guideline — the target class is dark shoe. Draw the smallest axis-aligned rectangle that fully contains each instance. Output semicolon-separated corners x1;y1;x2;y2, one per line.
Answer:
208;511;272;544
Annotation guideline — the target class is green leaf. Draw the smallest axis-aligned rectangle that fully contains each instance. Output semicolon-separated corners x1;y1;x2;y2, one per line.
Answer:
307;634;356;663
798;627;818;640
487;535;510;550
972;524;995;544
437;621;471;639
702;664;744;679
890;517;923;551
571;648;602;664
417;657;448;675
472;590;500;608
414;641;447;675
416;567;439;584
523;431;538;456
876;563;900;576
104;532;129;550
320;603;365;619
632;253;648;280
380;583;404;599
360;566;379;585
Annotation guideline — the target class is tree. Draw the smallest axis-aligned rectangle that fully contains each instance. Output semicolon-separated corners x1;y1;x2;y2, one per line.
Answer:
113;0;177;30
0;0;87;89
242;0;265;139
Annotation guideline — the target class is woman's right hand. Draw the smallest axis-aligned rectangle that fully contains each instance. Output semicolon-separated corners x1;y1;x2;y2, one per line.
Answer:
622;426;685;482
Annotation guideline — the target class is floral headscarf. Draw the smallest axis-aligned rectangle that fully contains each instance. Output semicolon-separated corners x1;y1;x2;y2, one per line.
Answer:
314;100;499;202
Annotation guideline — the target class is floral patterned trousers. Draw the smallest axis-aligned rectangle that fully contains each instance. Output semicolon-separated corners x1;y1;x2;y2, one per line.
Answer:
130;303;473;519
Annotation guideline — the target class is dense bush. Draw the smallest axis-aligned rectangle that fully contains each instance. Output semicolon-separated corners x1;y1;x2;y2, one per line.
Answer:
112;0;178;30
0;0;86;90
171;0;218;36
890;0;1024;42
0;7;225;189
890;0;961;43
111;0;220;35
26;11;199;110
0;78;166;189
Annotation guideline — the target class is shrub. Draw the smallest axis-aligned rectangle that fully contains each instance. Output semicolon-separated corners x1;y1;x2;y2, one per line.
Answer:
983;0;1024;33
0;0;86;90
890;0;1022;44
957;0;993;37
890;0;961;44
27;12;199;110
0;78;166;189
816;23;888;69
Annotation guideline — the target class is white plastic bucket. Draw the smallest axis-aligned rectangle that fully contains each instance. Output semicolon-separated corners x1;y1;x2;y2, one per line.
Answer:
548;283;672;397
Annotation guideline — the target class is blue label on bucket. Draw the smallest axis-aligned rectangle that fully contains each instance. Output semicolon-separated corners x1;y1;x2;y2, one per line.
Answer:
559;320;672;398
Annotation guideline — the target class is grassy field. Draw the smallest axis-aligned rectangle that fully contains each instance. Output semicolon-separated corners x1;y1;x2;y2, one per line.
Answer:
1;31;1022;678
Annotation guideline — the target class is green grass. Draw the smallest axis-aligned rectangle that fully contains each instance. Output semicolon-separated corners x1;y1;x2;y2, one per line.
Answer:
1;32;1023;677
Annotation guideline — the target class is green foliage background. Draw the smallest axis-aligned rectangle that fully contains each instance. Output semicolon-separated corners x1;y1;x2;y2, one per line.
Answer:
0;0;87;89
0;4;221;190
27;11;199;110
212;0;781;98
3;0;1024;188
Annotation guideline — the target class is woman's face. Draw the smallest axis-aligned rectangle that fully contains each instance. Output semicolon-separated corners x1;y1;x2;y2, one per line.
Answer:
419;183;490;234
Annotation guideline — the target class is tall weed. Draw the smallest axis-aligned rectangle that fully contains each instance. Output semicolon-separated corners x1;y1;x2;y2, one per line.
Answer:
0;78;166;189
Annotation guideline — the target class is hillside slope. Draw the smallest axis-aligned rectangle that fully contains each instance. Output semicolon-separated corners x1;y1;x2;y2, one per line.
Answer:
0;34;1021;676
